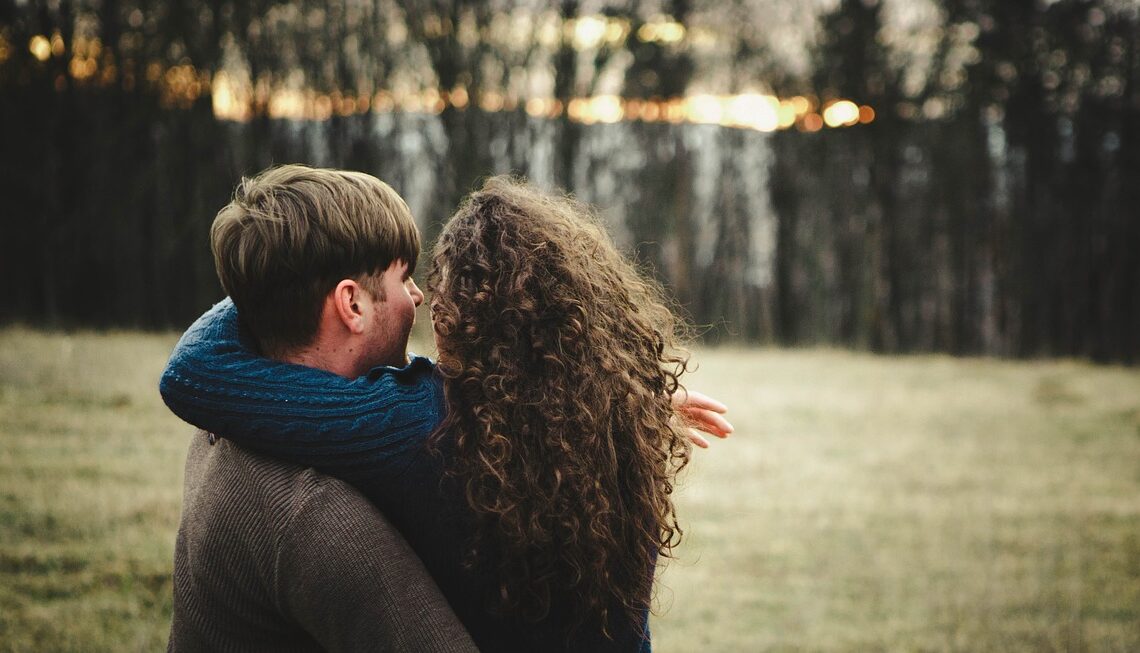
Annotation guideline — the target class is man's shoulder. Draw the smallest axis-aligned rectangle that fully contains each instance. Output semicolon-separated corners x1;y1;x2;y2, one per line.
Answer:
185;432;305;491
190;431;366;483
179;433;436;594
182;434;366;531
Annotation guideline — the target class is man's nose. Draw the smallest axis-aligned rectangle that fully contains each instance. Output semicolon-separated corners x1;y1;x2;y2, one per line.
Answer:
410;279;424;306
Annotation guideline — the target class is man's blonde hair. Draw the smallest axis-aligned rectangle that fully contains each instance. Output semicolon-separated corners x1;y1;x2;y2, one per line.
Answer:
210;164;420;356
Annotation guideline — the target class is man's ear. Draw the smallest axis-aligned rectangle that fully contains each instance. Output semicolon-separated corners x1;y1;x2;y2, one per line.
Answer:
329;279;368;335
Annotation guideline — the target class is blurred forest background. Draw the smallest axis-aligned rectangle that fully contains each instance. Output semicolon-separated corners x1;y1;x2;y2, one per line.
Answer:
1;0;1137;362
2;2;1140;650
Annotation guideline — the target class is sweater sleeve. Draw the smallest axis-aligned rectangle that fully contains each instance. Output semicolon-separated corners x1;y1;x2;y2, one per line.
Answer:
158;299;445;479
274;471;477;653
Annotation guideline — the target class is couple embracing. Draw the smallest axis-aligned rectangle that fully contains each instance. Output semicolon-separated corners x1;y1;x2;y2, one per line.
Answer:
161;165;732;652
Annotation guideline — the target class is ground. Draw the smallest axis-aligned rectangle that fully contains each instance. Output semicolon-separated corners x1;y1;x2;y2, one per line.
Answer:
1;328;1138;652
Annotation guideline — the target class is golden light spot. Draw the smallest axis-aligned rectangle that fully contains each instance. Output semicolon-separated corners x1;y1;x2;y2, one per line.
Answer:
213;71;252;122
777;101;798;129
50;31;65;57
859;105;875;124
450;86;469;109
790;95;812;115
654;22;685;44
597;95;624;123
213;81;235;118
685;94;722;125
423;88;441;112
603;20;628;45
68;57;86;78
338;96;357;116
664;99;686;123
394;90;417;112
724;93;780;132
373;91;394;112
525;97;550;117
566;97;587;122
624;98;644;120
269;88;304;120
822;100;860;128
579;95;624;123
479;91;504;112
314;94;333;121
572;16;607;49
29;35;52;62
638;19;685;44
801;113;823;132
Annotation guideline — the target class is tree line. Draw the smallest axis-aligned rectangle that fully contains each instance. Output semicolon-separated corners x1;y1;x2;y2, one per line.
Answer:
1;0;1136;362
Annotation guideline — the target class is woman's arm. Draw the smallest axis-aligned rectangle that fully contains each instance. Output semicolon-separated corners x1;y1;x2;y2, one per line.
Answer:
158;299;444;479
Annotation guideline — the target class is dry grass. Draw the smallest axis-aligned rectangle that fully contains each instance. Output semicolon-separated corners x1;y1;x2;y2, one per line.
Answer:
651;349;1140;652
1;330;1138;651
0;328;185;651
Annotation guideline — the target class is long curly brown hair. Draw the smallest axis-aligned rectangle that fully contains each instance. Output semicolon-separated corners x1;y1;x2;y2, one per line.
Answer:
427;176;692;636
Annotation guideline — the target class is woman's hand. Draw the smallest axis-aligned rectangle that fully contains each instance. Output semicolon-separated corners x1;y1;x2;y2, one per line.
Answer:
672;389;733;449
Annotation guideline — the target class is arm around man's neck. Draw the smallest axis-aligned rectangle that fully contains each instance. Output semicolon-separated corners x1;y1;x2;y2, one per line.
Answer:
159;299;445;478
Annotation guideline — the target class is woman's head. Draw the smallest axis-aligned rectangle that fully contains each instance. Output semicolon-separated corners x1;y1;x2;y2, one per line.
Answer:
428;176;691;634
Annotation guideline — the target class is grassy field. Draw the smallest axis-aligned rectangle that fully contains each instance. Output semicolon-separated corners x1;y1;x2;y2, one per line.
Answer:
1;329;1138;651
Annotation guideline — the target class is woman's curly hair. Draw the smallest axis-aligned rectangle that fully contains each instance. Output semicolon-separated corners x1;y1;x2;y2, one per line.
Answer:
427;176;692;636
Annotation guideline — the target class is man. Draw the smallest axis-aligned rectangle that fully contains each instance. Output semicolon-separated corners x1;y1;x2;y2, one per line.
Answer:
166;165;475;652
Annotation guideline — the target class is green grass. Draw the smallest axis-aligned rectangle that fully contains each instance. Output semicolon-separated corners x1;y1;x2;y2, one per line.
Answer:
2;330;1139;651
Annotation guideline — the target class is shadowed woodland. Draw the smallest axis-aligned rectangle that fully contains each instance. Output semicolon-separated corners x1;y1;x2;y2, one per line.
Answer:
1;0;1137;361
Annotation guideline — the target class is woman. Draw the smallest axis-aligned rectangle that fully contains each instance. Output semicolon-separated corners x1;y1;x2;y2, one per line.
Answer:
161;177;729;650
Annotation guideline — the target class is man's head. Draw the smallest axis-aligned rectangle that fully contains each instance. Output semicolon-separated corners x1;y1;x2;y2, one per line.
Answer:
211;165;420;361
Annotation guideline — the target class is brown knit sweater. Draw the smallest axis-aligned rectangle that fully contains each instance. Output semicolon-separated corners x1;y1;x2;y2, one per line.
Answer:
168;433;477;653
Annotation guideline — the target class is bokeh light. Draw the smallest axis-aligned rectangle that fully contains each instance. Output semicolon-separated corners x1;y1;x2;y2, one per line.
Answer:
17;14;879;136
29;35;52;62
822;100;860;127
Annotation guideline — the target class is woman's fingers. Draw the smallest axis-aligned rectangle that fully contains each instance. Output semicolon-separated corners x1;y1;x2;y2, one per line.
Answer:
679;406;734;438
673;388;733;447
672;388;728;414
687;429;710;449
